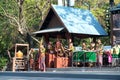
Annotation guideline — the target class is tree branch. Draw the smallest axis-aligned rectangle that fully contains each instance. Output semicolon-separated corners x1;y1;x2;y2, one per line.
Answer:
9;20;18;27
0;5;27;34
31;36;40;44
0;5;21;28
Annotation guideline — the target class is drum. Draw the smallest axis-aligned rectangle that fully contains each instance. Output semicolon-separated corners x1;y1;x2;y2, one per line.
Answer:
85;51;97;67
72;51;85;66
85;51;97;63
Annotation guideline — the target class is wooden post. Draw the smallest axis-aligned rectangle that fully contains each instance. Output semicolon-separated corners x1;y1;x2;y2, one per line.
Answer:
12;57;15;72
44;34;49;45
110;12;114;46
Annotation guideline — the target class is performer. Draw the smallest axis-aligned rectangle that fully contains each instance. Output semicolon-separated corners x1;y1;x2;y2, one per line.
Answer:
39;43;46;72
68;38;74;66
29;48;34;70
48;41;54;54
82;41;87;51
68;38;74;56
111;44;119;66
89;42;95;51
96;39;103;67
55;39;64;57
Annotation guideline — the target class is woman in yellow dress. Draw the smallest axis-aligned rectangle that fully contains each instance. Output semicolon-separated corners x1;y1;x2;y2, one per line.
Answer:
39;43;46;72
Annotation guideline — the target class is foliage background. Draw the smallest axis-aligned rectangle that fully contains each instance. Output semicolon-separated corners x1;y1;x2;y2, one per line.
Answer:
0;0;120;70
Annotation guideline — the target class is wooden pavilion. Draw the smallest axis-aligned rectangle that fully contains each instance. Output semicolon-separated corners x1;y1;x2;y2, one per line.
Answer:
33;5;107;68
33;5;107;41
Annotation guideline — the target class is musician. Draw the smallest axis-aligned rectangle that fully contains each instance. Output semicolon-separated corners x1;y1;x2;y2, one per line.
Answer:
68;38;74;56
89;42;95;51
68;38;74;66
48;41;54;54
55;39;64;57
29;48;34;70
82;41;87;51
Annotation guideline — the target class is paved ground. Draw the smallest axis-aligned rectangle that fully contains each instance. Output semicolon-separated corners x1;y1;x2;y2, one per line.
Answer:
0;71;120;80
0;76;111;80
1;67;120;80
46;67;120;72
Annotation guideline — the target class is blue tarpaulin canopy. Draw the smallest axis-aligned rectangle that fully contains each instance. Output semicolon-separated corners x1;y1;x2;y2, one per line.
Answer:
52;5;107;36
33;5;107;37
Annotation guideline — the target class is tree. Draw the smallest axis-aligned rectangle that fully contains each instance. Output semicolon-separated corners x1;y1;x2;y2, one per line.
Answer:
0;0;50;69
0;0;52;57
0;0;120;69
0;0;50;44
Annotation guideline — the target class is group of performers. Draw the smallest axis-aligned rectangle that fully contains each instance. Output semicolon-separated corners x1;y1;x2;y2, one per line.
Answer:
81;39;104;66
82;39;120;67
28;37;120;71
29;38;104;71
28;36;75;71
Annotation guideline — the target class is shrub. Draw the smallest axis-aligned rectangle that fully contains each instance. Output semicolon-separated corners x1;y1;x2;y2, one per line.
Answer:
0;57;7;70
